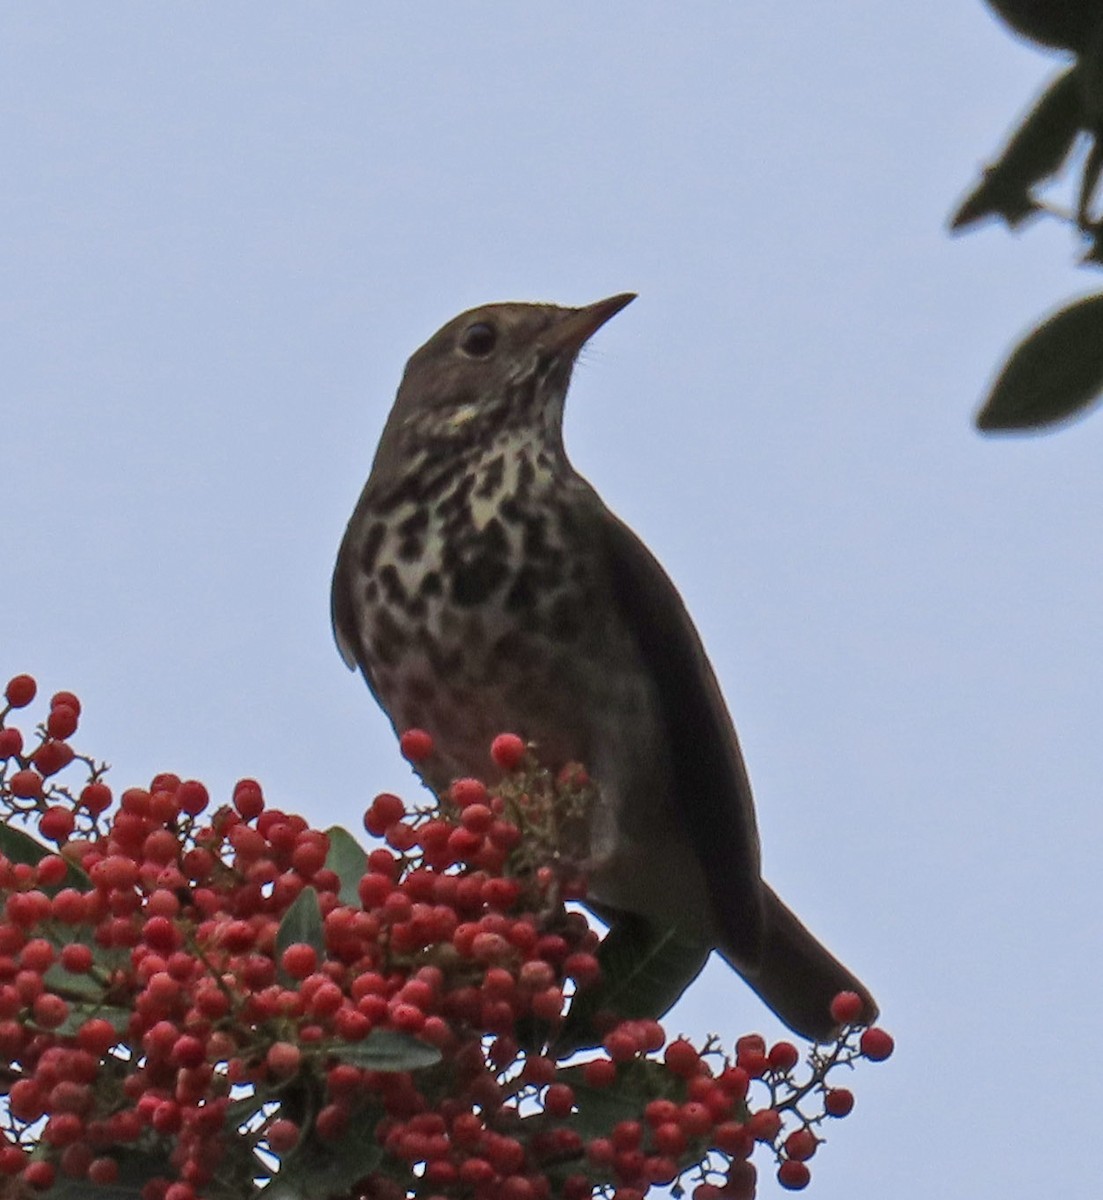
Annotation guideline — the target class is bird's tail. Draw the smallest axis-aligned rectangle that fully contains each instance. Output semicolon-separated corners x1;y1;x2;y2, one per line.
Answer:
722;883;878;1043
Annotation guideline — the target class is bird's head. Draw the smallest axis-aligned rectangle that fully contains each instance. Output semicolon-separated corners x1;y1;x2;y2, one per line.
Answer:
372;294;636;473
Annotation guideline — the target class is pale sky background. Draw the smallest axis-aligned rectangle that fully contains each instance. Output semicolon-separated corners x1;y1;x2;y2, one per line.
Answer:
4;5;1103;1198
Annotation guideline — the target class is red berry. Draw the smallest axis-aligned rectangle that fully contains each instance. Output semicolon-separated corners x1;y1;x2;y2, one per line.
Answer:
9;769;43;799
38;806;75;843
5;675;37;708
33;739;73;776
824;1087;854;1117
399;728;434;762
78;1018;118;1056
32;993;68;1028
0;727;23;758
778;1160;811;1190
281;943;318;980
664;1038;700;1077
490;733;526;771
746;1108;781;1142
784;1129;818;1161
21;1160;55;1190
768;1040;799;1073
46;705;78;739
79;782;112;815
544;1083;575;1117
859;1027;894;1061
583;1058;617;1088
652;1121;686;1156
233;778;265;819
678;1101;713;1136
829;990;865;1025
176;780;209;816
61;944;94;974
266;1042;302;1078
365;792;406;836
87;1158;119;1185
50;691;81;716
450;777;489;807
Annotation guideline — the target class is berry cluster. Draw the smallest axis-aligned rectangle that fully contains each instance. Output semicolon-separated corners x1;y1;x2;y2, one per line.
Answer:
0;675;892;1199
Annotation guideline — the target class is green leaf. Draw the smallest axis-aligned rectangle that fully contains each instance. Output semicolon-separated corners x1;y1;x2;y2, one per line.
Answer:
329;1028;442;1072
977;293;1103;430
260;1128;385;1200
41;1145;174;1198
950;67;1083;231
555;914;710;1053
52;1001;131;1038
0;823;91;892
275;885;325;983
42;930;129;999
558;1058;673;1141
324;825;368;906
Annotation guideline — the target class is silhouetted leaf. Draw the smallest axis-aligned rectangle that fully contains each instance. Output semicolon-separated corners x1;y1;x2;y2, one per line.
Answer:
977;293;1103;430
329;1028;441;1071
951;67;1083;231
0;822;91;892
275;885;325;983
556;914;709;1053
324;825;367;906
985;0;1101;51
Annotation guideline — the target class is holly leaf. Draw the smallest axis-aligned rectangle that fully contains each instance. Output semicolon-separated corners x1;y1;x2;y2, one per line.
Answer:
950;67;1083;232
324;825;367;906
275;885;325;983
555;914;710;1053
328;1028;441;1072
977;292;1103;430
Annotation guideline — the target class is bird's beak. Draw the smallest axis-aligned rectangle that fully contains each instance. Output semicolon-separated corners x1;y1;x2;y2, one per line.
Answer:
547;292;637;357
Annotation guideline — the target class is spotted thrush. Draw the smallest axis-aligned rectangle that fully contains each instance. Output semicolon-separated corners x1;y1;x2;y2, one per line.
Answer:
331;295;877;1040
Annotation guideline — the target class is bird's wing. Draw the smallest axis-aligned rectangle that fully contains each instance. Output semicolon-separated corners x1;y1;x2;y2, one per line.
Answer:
331;510;380;695
596;501;767;968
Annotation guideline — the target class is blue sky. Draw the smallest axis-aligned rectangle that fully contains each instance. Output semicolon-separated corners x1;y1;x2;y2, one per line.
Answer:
4;5;1102;1198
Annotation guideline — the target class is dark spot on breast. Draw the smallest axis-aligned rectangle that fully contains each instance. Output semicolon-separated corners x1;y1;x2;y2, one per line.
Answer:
517;455;536;492
451;556;509;606
396;508;429;562
499;496;523;524
420;571;443;597
475;455;505;498
505;565;540;612
379;564;408;607
363;579;379;605
437;473;475;520
359;521;387;574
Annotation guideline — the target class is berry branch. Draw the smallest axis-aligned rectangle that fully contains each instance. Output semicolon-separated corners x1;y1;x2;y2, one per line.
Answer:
0;674;892;1199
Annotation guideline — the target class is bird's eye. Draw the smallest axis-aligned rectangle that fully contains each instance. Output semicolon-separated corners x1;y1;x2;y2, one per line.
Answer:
459;322;497;358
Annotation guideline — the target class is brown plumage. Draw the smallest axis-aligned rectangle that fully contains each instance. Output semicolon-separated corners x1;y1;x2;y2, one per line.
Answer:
332;294;877;1040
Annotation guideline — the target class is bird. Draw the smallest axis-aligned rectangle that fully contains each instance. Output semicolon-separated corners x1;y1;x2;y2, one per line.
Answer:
331;294;877;1041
